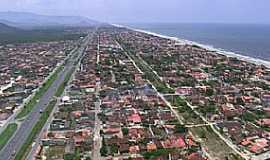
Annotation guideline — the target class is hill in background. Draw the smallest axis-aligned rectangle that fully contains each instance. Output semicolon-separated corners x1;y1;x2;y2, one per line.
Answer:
0;11;99;29
0;23;19;33
0;12;100;44
0;22;89;45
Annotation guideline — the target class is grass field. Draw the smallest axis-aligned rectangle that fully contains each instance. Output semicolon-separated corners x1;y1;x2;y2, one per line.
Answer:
190;126;241;160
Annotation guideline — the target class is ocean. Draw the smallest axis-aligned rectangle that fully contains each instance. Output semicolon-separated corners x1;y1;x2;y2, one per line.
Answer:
125;23;270;61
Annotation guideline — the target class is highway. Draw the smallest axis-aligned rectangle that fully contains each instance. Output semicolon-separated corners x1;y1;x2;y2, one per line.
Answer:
0;33;92;160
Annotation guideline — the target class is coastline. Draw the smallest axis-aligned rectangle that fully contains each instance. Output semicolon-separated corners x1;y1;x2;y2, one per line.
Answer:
113;24;270;69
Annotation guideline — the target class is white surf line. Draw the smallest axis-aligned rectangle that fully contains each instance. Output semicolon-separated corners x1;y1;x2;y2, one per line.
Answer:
113;24;253;159
112;23;270;69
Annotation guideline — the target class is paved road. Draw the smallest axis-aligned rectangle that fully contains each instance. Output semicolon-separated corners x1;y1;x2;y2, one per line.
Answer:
0;34;92;160
118;40;251;160
25;32;96;160
92;99;102;160
92;36;102;160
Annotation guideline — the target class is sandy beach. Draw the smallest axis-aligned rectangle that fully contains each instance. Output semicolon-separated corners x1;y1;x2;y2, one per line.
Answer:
114;24;270;69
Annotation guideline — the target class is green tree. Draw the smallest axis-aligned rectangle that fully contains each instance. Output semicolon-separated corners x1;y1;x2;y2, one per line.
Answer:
175;124;187;133
122;128;129;135
205;88;214;97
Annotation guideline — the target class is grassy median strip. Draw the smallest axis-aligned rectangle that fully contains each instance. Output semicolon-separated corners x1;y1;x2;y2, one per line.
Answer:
55;66;75;97
16;65;63;119
0;123;18;151
15;67;76;160
0;64;64;153
15;99;57;160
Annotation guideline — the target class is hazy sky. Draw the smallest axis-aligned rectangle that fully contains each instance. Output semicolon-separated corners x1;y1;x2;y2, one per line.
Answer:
0;0;269;23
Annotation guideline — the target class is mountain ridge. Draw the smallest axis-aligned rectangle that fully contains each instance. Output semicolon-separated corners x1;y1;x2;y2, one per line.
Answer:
0;11;99;28
0;22;19;33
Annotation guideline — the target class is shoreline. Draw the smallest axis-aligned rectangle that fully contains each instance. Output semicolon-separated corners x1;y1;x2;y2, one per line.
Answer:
113;24;270;69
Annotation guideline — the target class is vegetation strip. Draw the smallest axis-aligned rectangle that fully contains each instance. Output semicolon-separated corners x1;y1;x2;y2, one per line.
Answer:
117;40;174;93
16;65;63;119
0;123;18;151
55;66;75;97
14;99;57;160
15;66;76;160
143;149;175;160
117;40;243;159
